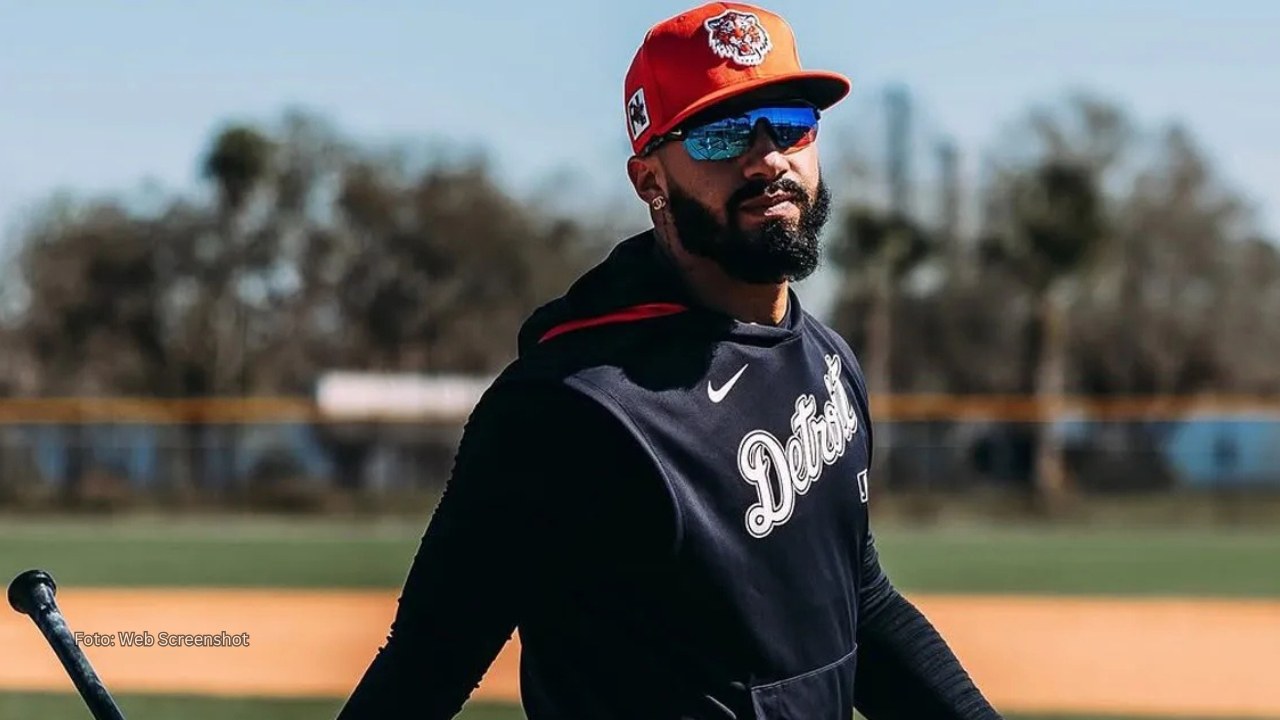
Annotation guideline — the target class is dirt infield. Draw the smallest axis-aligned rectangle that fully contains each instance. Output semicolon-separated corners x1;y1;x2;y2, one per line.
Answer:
2;590;1277;718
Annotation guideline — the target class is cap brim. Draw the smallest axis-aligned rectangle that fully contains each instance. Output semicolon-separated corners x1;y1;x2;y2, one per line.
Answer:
657;71;852;139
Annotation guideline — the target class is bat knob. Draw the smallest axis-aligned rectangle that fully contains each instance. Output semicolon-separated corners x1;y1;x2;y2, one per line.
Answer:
8;569;57;616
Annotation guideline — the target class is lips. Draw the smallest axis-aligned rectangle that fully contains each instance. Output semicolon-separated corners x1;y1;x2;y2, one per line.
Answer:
737;193;797;212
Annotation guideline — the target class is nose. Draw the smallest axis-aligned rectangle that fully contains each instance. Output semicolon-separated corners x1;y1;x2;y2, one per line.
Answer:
738;121;789;181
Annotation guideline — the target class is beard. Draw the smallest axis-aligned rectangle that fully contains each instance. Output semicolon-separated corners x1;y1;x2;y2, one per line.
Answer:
666;173;832;284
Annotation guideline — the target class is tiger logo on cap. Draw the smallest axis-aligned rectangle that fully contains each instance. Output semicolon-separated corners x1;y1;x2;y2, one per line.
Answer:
703;9;773;67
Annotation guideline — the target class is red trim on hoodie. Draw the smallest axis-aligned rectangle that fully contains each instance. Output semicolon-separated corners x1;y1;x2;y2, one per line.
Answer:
538;303;688;344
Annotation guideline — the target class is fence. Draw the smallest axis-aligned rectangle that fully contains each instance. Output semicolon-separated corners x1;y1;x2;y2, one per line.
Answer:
1;393;1279;510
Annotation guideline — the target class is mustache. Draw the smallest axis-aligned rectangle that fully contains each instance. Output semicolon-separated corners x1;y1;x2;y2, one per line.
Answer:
728;178;809;210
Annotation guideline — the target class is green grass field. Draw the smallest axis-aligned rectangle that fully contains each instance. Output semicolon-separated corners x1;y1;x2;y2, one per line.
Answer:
3;513;1279;596
3;514;1278;719
0;690;1251;720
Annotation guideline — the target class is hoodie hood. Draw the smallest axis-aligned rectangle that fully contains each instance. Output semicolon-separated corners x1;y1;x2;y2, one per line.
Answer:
517;230;806;358
517;231;692;356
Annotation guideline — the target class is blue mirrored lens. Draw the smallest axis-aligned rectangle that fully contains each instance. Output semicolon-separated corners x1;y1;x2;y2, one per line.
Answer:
682;106;818;161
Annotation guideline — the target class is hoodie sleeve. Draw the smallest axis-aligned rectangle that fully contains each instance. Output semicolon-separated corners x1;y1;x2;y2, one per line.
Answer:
335;378;670;719
852;529;1004;720
335;381;557;719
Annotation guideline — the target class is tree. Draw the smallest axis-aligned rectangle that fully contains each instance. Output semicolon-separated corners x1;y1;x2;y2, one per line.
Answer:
1071;124;1280;397
8;109;600;499
986;160;1105;509
333;155;594;373
203;125;275;216
828;206;936;491
14;202;171;501
830;208;934;395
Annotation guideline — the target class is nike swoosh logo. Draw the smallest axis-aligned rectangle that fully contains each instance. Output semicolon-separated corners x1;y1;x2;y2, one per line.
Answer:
707;364;749;403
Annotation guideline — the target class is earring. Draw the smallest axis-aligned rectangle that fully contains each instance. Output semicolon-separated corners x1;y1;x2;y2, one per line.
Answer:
651;196;667;211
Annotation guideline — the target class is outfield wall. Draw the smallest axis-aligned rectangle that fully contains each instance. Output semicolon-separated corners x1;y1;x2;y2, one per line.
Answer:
2;395;1280;507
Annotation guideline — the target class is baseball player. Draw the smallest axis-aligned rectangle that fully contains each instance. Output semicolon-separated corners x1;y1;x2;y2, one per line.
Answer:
337;3;1003;719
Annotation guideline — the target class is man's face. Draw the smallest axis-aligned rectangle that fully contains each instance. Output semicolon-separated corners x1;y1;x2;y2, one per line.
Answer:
651;102;832;284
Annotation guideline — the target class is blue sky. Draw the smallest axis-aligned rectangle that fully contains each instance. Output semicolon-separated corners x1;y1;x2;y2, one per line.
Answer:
3;0;1277;249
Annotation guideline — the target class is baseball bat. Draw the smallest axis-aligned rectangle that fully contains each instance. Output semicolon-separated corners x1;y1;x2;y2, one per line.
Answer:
8;569;127;720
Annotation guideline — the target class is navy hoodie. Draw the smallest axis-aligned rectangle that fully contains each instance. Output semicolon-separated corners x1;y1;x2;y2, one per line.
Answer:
336;231;1003;720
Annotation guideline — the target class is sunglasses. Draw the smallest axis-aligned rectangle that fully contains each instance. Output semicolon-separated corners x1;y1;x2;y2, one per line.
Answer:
643;103;821;161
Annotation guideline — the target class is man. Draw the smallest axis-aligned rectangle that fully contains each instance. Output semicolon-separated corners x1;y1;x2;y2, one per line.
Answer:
337;3;1003;718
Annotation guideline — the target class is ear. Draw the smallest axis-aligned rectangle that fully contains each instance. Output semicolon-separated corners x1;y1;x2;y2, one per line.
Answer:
627;155;667;208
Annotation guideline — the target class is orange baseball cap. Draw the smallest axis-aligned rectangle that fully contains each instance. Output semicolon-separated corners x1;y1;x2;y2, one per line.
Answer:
623;2;852;156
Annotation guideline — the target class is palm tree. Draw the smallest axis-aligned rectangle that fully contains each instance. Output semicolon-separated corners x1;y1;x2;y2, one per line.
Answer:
830;207;934;487
187;125;275;499
985;161;1105;511
203;125;274;217
198;124;276;391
